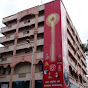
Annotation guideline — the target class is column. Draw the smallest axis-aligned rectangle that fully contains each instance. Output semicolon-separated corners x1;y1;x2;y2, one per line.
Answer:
13;20;20;55
31;14;38;88
9;67;14;88
9;19;20;88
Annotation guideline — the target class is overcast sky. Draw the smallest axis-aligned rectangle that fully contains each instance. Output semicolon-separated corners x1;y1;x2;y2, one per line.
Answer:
0;0;88;44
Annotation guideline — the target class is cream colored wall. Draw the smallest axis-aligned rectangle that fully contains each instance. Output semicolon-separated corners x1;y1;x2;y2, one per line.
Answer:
14;62;31;74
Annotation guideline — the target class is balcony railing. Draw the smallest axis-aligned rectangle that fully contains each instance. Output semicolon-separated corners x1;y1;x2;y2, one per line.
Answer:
81;57;87;67
0;45;13;53
0;35;14;43
67;23;75;41
0;74;10;82
0;72;43;82
2;5;45;24
82;65;87;73
69;57;77;71
36;52;43;59
2;14;17;23
68;45;77;60
13;72;43;81
67;33;76;50
0;39;44;54
83;75;88;82
1;16;44;33
0;57;12;64
0;26;44;44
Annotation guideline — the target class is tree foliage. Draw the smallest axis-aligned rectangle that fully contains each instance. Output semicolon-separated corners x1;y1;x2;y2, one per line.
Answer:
81;43;88;53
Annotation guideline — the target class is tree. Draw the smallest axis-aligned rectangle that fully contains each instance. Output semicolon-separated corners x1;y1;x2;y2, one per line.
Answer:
80;40;88;53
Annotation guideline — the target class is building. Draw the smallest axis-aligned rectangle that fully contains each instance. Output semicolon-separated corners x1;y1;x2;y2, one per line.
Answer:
0;0;88;88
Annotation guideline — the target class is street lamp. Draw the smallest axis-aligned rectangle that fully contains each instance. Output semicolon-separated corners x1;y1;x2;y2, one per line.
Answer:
26;38;34;88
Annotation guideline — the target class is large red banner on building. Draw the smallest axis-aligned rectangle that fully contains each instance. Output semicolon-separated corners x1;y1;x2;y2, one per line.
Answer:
43;0;70;88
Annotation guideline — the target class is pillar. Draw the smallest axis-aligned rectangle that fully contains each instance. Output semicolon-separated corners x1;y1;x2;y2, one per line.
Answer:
31;14;38;88
9;19;20;88
9;67;14;88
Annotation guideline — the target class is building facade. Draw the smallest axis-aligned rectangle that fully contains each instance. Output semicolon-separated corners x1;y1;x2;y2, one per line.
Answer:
0;0;88;88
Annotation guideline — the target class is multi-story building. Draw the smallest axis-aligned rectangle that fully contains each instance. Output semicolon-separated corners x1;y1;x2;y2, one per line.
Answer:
0;0;88;88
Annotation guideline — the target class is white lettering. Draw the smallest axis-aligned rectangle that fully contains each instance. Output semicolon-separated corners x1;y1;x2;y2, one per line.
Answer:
52;84;63;87
45;81;49;83
57;80;60;83
44;84;51;87
50;80;56;83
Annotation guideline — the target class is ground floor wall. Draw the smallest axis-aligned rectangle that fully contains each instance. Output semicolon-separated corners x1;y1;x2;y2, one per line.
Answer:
0;80;42;88
0;81;80;88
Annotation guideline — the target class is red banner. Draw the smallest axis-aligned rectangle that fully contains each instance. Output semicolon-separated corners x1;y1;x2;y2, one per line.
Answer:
43;0;70;88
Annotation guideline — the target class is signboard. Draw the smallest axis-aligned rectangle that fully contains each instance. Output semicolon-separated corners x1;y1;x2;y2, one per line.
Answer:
43;0;70;88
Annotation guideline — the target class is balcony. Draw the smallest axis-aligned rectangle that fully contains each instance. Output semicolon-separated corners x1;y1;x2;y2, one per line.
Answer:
81;57;87;67
68;45;77;60
0;75;10;82
67;23;75;41
38;26;44;33
80;48;86;60
83;75;88;82
2;14;17;23
39;5;45;11
69;74;76;83
0;57;12;64
0;35;14;43
67;33;76;50
0;72;43;82
2;4;45;24
35;72;43;80
0;38;44;54
79;83;84;88
36;52;43;59
16;39;44;51
1;24;16;33
13;72;43;81
18;26;44;39
0;27;44;44
37;39;44;45
82;65;87;74
76;41;86;60
13;73;30;81
69;57;77;71
0;45;14;53
12;52;43;67
1;16;44;33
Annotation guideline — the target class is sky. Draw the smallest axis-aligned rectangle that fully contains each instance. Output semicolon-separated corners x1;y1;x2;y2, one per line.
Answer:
0;0;88;44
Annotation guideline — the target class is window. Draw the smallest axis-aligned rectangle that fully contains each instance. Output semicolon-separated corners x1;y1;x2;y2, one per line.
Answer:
39;64;43;71
39;61;43;71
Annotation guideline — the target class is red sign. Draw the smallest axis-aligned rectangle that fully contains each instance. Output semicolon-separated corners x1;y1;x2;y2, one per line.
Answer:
43;0;70;88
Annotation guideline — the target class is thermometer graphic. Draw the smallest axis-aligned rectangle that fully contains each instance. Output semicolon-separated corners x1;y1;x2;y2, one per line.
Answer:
46;13;60;62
